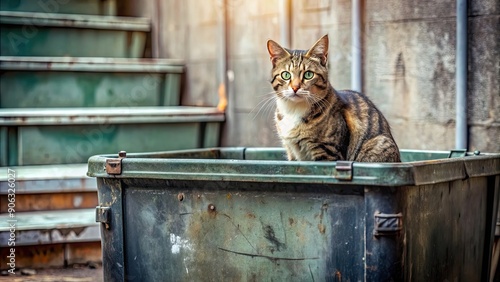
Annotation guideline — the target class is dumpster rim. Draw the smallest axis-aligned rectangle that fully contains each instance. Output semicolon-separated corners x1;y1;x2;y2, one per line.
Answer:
87;147;500;187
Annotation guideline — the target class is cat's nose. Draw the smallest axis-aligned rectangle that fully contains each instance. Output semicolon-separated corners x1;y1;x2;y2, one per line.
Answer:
291;85;300;93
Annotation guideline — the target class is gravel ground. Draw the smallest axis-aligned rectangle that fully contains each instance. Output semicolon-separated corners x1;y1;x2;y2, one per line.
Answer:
0;264;103;282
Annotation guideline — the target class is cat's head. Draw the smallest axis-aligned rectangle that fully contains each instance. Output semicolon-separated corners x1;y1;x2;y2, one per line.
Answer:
267;35;330;104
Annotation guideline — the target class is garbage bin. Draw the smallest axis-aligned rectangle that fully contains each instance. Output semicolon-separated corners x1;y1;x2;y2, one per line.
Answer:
87;148;500;281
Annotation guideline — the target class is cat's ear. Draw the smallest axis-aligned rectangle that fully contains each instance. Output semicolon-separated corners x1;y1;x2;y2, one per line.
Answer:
306;34;329;66
267;40;290;67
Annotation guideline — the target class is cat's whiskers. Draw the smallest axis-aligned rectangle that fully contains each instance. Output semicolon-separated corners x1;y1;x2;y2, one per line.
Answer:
306;92;333;110
251;91;283;120
252;96;275;119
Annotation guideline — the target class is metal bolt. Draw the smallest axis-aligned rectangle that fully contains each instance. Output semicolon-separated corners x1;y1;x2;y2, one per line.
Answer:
118;151;127;158
208;204;216;212
177;193;184;201
474;150;481;156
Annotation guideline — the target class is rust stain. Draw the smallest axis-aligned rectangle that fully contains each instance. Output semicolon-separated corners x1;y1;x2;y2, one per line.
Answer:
177;193;184;201
187;214;202;238
317;223;326;234
226;193;232;200
246;212;256;219
288;218;295;226
317;203;327;234
335;270;342;281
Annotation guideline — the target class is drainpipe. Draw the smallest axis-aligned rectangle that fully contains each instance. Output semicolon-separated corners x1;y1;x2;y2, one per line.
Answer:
455;0;468;149
351;0;362;92
279;0;291;47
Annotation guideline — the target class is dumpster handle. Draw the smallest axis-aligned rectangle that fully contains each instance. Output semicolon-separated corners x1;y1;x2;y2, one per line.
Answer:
96;206;111;230
335;161;353;181
374;212;403;236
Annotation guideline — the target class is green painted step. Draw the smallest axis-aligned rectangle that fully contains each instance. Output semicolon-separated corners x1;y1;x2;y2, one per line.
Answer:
0;107;225;166
1;0;117;15
0;57;184;108
0;11;149;57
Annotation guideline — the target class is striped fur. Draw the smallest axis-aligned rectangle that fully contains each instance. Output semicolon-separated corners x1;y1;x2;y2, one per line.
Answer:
267;35;401;162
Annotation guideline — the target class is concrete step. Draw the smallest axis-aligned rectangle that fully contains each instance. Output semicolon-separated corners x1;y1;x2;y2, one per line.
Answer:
0;208;99;246
0;11;149;57
0;163;94;193
0;163;97;212
0;166;102;269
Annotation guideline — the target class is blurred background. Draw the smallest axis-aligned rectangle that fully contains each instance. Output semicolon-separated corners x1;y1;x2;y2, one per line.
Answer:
0;0;498;279
126;0;499;152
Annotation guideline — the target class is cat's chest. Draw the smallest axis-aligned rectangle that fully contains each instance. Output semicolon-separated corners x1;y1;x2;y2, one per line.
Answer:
276;113;304;139
275;102;311;139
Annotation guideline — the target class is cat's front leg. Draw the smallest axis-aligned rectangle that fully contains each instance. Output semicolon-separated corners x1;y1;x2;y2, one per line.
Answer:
285;146;297;161
308;143;344;161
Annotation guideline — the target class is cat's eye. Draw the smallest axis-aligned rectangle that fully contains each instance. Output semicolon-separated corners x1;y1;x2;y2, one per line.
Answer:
304;71;314;80
281;71;291;80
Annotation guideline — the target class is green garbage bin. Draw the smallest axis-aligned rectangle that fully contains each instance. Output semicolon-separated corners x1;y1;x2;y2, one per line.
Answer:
87;148;500;281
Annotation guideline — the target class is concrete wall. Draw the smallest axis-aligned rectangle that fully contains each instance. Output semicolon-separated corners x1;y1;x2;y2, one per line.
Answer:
363;0;499;152
153;0;498;152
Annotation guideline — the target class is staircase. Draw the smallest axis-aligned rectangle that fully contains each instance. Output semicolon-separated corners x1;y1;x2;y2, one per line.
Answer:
0;0;224;269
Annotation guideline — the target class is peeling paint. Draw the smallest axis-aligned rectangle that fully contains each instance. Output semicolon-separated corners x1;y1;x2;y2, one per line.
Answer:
170;233;193;255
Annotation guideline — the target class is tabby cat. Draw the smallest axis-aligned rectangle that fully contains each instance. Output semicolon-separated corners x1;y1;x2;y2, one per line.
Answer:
267;35;401;162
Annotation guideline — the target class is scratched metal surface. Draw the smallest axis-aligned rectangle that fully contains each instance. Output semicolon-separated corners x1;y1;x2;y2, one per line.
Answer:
90;148;500;281
122;180;365;281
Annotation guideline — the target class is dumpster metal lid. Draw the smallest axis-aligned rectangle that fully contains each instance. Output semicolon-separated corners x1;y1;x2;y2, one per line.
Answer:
87;147;500;187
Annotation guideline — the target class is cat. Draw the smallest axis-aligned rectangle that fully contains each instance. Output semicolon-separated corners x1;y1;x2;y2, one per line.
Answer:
267;34;401;162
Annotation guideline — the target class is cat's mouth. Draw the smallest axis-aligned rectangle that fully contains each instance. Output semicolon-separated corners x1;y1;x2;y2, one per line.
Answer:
286;94;303;102
284;91;308;102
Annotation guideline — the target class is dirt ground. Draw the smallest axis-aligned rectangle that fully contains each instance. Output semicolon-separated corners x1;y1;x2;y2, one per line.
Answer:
0;265;103;282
